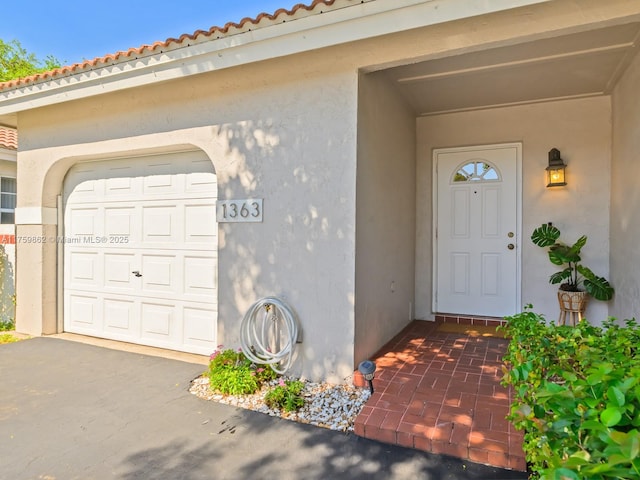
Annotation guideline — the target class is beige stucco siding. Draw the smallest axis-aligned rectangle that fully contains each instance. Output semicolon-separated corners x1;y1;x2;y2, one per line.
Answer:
416;96;612;324
611;49;640;322
0;158;15;176
16;58;359;382
355;72;416;365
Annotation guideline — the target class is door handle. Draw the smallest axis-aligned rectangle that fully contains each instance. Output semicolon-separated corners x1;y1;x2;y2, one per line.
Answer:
132;271;142;277
507;244;515;250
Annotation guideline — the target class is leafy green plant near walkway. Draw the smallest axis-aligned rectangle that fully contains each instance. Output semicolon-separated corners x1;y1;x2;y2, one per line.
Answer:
264;378;305;412
207;346;306;412
500;308;640;479
208;346;278;395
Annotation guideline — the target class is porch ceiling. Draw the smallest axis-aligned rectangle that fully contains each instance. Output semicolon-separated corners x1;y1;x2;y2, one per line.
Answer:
383;22;640;116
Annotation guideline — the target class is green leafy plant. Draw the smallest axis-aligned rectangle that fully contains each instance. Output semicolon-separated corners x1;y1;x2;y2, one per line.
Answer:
264;379;305;412
208;346;277;395
501;308;640;478
531;223;614;300
0;319;13;331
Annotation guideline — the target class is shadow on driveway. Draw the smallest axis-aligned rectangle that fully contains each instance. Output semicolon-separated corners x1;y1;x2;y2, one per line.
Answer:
1;337;527;480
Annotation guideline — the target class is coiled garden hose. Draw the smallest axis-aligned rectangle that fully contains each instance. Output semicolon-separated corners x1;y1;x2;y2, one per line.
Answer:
239;296;300;375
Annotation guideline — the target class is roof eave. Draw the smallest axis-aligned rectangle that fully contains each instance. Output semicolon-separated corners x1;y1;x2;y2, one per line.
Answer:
0;147;17;161
0;0;549;119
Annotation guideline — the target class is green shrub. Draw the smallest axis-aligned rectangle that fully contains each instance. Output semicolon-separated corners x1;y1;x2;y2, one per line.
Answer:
264;378;305;412
208;347;277;395
500;308;640;479
0;319;14;331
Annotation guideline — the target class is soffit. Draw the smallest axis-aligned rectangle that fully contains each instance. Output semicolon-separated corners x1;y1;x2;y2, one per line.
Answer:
383;22;640;115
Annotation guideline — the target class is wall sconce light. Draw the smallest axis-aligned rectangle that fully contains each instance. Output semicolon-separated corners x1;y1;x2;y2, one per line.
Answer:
358;360;377;394
546;148;567;187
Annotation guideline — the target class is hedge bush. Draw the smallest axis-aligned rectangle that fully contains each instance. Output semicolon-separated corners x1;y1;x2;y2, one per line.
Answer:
500;308;640;479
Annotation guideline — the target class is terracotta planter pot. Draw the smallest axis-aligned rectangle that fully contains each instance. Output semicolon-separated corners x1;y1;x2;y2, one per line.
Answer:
557;290;589;326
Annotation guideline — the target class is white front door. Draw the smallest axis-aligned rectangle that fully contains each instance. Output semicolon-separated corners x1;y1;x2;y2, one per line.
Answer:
63;150;218;355
434;143;520;317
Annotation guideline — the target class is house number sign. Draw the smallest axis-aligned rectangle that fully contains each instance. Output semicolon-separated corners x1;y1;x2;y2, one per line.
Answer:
217;199;263;223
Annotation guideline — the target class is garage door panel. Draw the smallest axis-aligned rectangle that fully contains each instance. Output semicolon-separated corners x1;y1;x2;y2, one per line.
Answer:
69;208;100;236
185;204;217;243
184;306;217;348
64;151;218;355
142;206;178;243
104;207;135;237
184;256;216;300
105;171;135;195
141;255;176;293
187;167;218;192
143;161;178;194
68;252;100;286
66;170;101;203
143;174;175;193
68;294;101;330
103;298;136;332
141;302;177;339
104;253;137;290
69;180;99;201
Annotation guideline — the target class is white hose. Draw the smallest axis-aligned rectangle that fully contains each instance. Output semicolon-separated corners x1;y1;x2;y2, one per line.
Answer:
240;296;299;375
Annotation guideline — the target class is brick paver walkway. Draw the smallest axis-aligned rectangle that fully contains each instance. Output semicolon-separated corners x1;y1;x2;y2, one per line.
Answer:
354;320;526;471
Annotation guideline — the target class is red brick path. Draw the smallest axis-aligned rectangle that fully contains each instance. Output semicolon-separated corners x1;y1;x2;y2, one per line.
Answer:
353;320;526;471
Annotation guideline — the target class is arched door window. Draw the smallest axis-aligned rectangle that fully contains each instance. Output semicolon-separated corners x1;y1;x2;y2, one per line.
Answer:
451;160;501;183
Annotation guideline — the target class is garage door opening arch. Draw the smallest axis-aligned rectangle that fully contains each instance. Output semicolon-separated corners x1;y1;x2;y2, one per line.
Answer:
63;149;218;355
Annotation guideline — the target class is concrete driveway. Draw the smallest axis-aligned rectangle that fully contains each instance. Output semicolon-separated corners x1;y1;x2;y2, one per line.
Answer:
0;337;527;480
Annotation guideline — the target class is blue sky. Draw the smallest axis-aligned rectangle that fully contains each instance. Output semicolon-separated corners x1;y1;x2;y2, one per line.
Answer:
1;1;294;66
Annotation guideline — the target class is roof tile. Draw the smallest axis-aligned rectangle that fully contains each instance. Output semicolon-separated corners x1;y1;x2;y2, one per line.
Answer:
0;127;17;150
0;0;341;92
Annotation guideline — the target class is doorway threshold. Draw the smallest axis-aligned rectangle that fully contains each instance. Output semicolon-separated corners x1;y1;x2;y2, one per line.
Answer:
435;314;507;327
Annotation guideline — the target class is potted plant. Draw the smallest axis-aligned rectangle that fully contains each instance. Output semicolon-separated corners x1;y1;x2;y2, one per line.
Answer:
531;223;614;323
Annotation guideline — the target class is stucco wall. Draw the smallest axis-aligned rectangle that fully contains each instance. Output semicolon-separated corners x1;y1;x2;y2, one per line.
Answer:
416;97;612;324
355;72;416;364
610;50;640;322
16;57;358;382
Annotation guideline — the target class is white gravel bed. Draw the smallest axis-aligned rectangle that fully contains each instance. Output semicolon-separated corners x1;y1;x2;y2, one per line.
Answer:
190;375;371;432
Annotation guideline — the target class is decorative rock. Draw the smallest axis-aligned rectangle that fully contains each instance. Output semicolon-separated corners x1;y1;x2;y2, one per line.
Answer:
189;375;370;432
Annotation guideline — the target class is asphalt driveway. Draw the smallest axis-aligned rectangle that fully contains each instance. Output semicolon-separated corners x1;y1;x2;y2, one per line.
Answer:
0;337;527;480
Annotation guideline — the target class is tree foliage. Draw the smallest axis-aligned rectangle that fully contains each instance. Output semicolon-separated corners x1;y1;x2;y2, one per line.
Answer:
0;39;62;82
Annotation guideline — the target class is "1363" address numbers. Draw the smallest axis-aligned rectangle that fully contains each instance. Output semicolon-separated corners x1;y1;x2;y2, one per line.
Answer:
216;199;263;223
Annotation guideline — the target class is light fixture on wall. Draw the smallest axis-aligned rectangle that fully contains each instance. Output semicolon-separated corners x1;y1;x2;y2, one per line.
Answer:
546;148;567;187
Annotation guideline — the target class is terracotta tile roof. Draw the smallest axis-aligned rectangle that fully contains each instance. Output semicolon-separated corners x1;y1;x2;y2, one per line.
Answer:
0;127;17;150
0;0;341;92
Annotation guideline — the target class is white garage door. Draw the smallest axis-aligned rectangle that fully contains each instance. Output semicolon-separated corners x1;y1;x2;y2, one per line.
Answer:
63;150;218;355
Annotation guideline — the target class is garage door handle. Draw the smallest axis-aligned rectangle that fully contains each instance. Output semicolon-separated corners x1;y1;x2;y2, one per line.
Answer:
132;271;142;277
